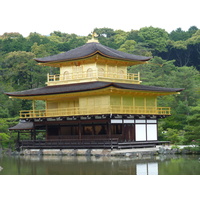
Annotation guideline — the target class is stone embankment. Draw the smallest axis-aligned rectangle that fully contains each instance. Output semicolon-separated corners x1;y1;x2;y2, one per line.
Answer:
18;145;197;157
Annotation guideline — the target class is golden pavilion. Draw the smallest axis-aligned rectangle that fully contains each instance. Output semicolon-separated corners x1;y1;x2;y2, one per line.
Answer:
6;34;183;149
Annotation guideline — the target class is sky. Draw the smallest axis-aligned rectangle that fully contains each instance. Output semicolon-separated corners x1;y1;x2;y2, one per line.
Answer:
1;0;199;37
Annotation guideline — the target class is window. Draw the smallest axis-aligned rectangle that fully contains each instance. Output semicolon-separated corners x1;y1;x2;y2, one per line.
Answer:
87;68;93;77
73;66;83;79
98;68;105;77
108;66;116;78
118;70;125;79
111;124;123;135
63;71;70;80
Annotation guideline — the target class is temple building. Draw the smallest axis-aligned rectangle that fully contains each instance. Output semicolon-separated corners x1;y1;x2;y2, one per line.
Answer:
6;34;183;149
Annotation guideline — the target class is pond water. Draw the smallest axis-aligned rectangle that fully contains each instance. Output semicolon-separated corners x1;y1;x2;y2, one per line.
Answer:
0;154;199;175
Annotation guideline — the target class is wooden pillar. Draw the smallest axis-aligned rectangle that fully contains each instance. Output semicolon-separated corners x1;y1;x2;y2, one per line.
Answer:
78;122;82;140
47;73;49;82
33;124;36;140
45;124;48;140
121;123;126;141
32;100;36;118
92;122;95;135
144;98;147;114
30;130;33;140
17;131;21;151
33;130;36;140
107;121;111;138
17;131;20;143
122;122;125;136
138;72;140;82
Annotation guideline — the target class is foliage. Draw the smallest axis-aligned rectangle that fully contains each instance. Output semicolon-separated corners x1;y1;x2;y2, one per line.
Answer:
0;133;10;148
160;27;200;68
129;55;200;144
2;51;37;90
0;118;19;149
138;26;169;54
0;26;200;147
160;128;186;144
171;145;180;150
183;139;200;153
169;26;198;41
118;40;136;53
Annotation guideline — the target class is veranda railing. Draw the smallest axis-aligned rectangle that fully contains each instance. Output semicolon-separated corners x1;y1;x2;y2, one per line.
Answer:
20;105;171;119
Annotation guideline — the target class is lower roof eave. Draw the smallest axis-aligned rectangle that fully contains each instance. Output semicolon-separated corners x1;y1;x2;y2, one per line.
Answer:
9;122;34;131
5;81;184;100
20;113;171;121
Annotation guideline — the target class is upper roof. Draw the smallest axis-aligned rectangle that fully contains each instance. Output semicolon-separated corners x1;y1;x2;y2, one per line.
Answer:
5;81;184;98
34;42;151;63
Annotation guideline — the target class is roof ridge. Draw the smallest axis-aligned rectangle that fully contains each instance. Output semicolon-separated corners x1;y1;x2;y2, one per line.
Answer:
96;43;124;58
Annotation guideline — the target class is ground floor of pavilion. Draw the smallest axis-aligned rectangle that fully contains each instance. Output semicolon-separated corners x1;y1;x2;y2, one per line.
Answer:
9;114;169;150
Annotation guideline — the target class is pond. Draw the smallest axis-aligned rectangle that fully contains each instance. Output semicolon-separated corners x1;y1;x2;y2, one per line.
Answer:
0;154;199;175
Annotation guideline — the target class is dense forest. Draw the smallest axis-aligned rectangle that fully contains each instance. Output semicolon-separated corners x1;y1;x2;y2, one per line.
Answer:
0;26;200;149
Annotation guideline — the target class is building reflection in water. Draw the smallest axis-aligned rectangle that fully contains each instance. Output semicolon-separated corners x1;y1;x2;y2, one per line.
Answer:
15;155;159;175
1;154;199;175
136;162;158;175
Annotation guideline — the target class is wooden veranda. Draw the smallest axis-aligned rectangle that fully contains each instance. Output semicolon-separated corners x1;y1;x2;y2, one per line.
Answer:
18;139;169;150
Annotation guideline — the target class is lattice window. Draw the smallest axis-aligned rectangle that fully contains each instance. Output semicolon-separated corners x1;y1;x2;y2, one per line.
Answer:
98;68;105;77
63;71;70;80
73;66;83;79
87;68;93;77
118;70;125;79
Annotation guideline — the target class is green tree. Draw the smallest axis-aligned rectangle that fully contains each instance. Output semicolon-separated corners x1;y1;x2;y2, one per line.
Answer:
26;32;51;51
119;40;152;56
48;33;70;52
93;28;116;48
187;30;200;69
138;26;169;54
184;104;200;143
127;30;140;42
160;128;185;144
67;34;86;49
169;26;198;41
129;56;176;87
0;33;28;53
169;28;189;41
0;133;10;148
31;43;49;58
166;40;191;67
113;30;128;47
0;118;19;149
94;28;115;38
118;40;136;53
161;27;199;68
167;66;200;107
187;26;198;37
1;51;37;90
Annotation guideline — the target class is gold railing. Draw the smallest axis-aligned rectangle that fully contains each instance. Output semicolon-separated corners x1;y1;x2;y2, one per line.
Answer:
47;71;140;84
20;105;171;119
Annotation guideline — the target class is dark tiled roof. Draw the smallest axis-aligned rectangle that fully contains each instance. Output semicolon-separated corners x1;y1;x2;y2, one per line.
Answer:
5;81;184;97
9;122;34;130
34;42;151;63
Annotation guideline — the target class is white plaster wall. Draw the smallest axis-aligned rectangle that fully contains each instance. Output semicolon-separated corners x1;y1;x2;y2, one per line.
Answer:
135;124;146;141
147;124;157;140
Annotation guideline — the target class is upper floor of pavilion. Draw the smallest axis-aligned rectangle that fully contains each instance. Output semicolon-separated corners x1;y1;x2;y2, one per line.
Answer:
34;35;151;86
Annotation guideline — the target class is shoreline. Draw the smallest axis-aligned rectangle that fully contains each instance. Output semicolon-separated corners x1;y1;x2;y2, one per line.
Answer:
1;145;199;157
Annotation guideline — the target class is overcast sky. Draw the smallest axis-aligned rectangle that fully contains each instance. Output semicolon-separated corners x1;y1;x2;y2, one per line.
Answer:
1;0;199;37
